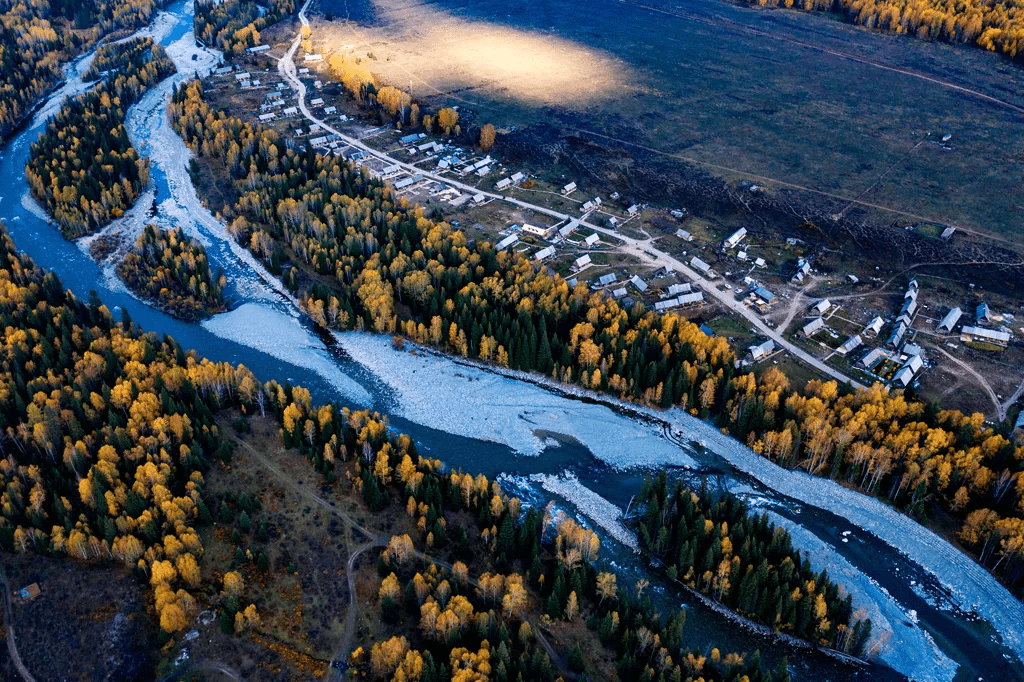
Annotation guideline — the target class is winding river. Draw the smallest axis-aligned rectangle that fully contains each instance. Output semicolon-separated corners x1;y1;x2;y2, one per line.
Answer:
0;3;1021;681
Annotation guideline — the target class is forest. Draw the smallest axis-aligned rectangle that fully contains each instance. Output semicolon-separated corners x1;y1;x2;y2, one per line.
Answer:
0;216;809;680
170;78;1024;593
0;0;161;140
634;473;872;653
752;0;1024;61
116;224;227;320
25;37;174;238
194;0;295;54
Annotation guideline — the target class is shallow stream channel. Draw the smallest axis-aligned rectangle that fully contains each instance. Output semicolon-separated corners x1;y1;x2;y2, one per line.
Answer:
0;3;1021;680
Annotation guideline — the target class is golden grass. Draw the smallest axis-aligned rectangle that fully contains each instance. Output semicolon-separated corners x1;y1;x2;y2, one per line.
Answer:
310;0;637;108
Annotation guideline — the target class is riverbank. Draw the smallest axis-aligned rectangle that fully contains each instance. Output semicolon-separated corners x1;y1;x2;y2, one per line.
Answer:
334;331;1024;678
1;1;1020;678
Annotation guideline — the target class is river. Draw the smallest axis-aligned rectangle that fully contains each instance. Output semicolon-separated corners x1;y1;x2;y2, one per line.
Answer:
0;3;1021;681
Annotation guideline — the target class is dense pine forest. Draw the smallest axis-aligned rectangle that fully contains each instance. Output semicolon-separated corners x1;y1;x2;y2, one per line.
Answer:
170;78;1024;593
194;0;295;53
635;473;872;653
0;0;162;140
25;37;174;238
116;224;227;320
0;217;813;680
751;0;1024;61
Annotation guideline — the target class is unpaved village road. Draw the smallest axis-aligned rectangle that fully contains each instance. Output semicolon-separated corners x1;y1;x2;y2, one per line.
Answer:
278;1;861;389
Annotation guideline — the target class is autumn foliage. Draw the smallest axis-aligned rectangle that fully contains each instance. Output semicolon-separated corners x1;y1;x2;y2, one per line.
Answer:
117;225;226;320
170;79;1024;589
194;0;295;54
755;0;1024;61
26;38;175;238
0;0;160;140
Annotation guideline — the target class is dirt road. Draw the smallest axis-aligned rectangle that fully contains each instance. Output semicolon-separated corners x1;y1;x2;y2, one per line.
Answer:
277;14;860;389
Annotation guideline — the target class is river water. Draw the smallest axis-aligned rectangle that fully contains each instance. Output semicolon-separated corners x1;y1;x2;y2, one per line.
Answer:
0;3;1020;681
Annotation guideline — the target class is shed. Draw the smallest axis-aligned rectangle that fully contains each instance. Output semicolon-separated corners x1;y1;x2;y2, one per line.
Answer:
863;316;885;337
937;307;962;333
835;335;862;356
859;348;885;370
723;227;747;249
892;366;915;388
976;303;991;324
961;326;1010;346
522;224;555;239
902;354;924;374
690;256;711;273
801;318;825;338
749;339;775;361
534;246;555;262
667;283;692;296
18;584;40;602
887;322;907;348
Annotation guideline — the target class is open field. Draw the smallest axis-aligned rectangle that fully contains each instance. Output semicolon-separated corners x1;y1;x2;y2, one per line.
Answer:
0;555;153;681
301;0;1024;281
204;51;1022;421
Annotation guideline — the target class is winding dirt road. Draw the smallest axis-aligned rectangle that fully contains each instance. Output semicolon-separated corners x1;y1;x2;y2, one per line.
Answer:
277;7;861;389
232;435;577;679
0;570;38;682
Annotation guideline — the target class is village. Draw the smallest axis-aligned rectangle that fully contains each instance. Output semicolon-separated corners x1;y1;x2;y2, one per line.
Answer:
199;47;1023;425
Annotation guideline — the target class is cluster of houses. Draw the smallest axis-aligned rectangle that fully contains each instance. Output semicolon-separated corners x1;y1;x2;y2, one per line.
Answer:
849;282;927;388
791;257;812;284
798;298;833;339
495;172;526;190
937;301;1011;348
